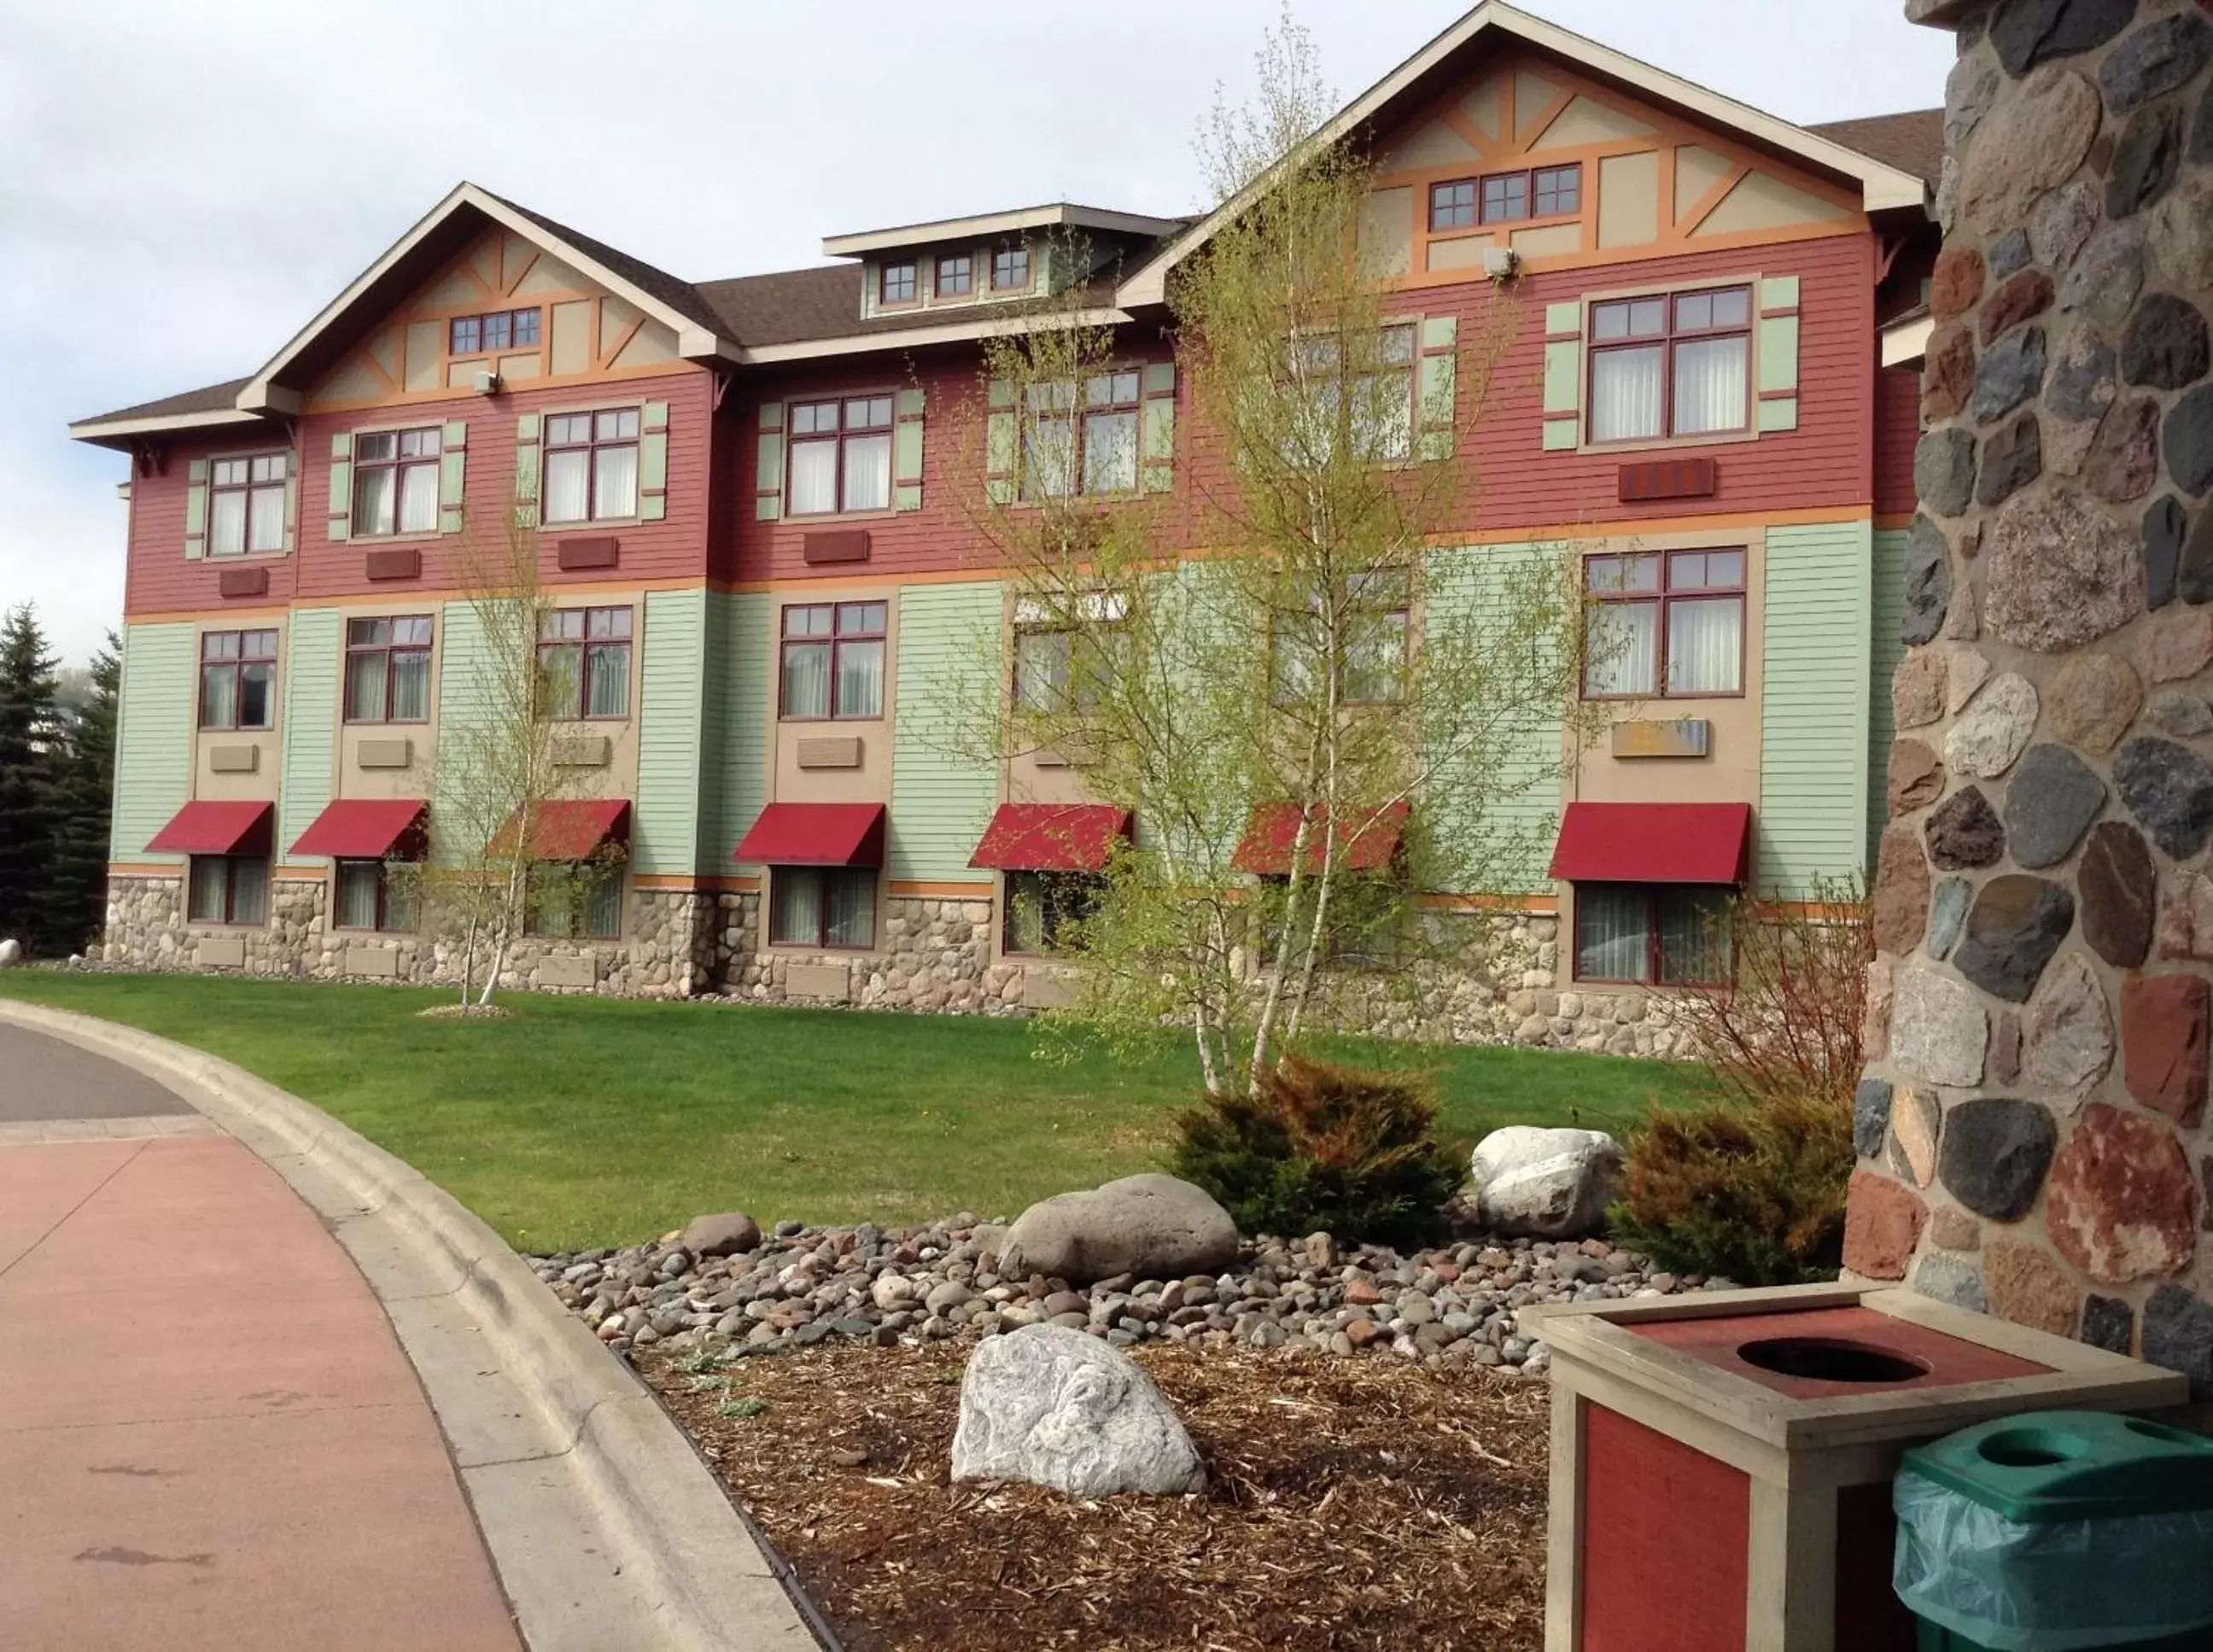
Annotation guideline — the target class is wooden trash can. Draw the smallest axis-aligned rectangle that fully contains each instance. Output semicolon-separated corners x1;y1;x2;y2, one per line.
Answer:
1521;1281;2187;1652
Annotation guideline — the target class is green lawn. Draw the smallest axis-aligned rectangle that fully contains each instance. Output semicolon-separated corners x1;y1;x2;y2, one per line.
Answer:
0;972;1706;1251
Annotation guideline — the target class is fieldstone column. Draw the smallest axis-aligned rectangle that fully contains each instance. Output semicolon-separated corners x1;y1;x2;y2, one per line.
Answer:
1854;0;2213;1394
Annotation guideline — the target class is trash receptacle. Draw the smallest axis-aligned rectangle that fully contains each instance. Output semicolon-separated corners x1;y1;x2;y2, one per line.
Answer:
1895;1410;2213;1651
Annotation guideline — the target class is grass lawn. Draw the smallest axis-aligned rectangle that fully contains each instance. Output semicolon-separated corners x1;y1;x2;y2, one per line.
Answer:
0;972;1706;1251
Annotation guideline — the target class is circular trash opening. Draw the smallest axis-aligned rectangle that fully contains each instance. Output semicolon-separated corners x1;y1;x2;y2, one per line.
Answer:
1977;1427;2089;1468
1737;1336;1930;1384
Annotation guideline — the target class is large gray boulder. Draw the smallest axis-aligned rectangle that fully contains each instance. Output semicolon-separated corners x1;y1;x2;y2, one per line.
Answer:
1469;1126;1623;1239
1001;1173;1238;1284
950;1324;1205;1496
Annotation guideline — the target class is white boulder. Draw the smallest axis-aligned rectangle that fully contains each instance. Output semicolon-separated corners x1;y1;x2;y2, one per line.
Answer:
1001;1173;1238;1285
951;1324;1205;1497
1468;1126;1623;1239
0;937;19;967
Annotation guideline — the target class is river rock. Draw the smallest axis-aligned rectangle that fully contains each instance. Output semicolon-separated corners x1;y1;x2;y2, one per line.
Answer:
2099;12;2213;114
2122;293;2210;392
1913;1252;1988;1313
2086;398;2163;504
2142;1287;2213;1398
2140;606;2213;685
1002;1174;1239;1286
1953;875;2076;1003
678;1212;762;1259
1984;489;2144;653
1889;740;1947;814
2079;821;2157;967
1468;1127;1623;1240
1842;1170;1924;1281
1946;674;2039;779
2002;744;2106;867
2047;652;2143;753
1988;0;2131;77
1854;1078;1893;1160
2166;383;2213;497
1891;965;1989;1089
1973;327;2047;424
1939;1097;2058;1223
1916;428;1978;518
2113;736;2213;857
1872;827;1932;957
1926;786;2007;870
1983;1240;2082;1338
1960;65;2102;226
2146;494;2189;609
2120;973;2209;1126
950;1324;1205;1497
2047;1103;2197;1284
2018;953;2114;1106
1928;878;1972;960
1902;517;1953;646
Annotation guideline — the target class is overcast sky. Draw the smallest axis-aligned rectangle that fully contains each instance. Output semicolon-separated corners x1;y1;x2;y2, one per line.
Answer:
0;0;1951;664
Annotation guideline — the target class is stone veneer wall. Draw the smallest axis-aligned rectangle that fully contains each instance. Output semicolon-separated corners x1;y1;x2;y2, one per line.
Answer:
1852;0;2213;1395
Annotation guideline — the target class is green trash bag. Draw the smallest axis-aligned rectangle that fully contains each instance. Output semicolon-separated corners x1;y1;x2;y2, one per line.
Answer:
1894;1468;2213;1650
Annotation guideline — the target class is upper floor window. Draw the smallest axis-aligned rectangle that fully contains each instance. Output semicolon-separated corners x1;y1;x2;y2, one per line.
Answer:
1583;550;1744;699
1013;593;1126;713
992;245;1031;291
1285;324;1416;464
209;454;287;556
537;606;632;720
1022;370;1142;499
544;409;639;523
1588;285;1751;445
344;615;432;723
780;601;885;720
788;395;892;516
353;428;441;538
451;308;540;355
936;254;972;298
1429;180;1477;231
1533;164;1582;216
1271;568;1410;705
199;628;277;730
1434;164;1582;231
880;261;918;304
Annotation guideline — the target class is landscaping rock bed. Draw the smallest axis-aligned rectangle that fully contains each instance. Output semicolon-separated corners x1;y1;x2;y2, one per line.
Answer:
527;1213;1718;1374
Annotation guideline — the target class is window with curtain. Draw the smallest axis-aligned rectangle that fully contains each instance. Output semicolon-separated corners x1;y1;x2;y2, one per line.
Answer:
1270;568;1411;705
770;867;877;949
786;395;892;516
779;601;885;719
543;408;639;523
1002;870;1104;955
353;429;441;537
1574;884;1733;984
208;453;287;555
1586;285;1751;445
187;855;269;925
1284;325;1415;465
524;861;623;939
343;615;432;722
336;860;419;931
1581;550;1743;698
536;606;631;719
198;628;277;730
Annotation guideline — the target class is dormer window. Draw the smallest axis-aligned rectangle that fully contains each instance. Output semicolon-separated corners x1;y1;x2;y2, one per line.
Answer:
992;245;1031;291
936;254;972;298
880;261;918;305
451;308;540;355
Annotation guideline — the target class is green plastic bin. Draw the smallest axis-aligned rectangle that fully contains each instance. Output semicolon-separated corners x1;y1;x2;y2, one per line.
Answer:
1894;1410;2213;1651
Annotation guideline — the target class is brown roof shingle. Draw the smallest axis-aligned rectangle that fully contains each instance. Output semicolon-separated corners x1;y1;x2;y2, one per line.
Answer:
73;377;252;429
1806;108;1945;190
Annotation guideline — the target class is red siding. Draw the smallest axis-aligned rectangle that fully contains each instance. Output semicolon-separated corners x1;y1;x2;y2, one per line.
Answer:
1872;364;1922;519
1577;1401;1749;1651
123;431;302;617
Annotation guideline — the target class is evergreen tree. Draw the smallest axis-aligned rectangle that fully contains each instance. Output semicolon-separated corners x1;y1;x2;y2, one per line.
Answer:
42;632;120;956
0;604;62;951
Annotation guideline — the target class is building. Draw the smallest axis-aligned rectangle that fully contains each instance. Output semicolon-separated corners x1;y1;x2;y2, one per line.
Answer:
71;2;1940;1050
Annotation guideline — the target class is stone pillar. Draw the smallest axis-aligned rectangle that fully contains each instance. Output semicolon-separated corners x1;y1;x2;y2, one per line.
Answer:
1854;0;2213;1393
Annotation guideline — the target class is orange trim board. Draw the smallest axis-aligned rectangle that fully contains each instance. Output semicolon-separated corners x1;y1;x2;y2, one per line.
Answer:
126;574;713;626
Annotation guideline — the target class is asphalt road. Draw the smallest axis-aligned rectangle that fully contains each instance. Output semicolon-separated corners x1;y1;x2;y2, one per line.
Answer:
0;1023;196;1122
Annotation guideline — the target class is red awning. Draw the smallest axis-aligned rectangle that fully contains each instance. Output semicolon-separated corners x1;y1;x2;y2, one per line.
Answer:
1230;801;1410;875
1547;801;1752;884
733;802;886;867
145;800;274;856
289;799;428;861
969;803;1131;872
491;798;632;861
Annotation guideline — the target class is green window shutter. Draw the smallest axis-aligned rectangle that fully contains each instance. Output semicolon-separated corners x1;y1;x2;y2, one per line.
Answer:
325;434;353;543
755;402;783;522
1416;317;1457;464
639;400;670;522
1541;300;1582;452
438;419;468;534
1139;361;1176;493
513;413;540;527
1756;275;1801;434
184;457;208;559
893;387;925;511
985;378;1018;505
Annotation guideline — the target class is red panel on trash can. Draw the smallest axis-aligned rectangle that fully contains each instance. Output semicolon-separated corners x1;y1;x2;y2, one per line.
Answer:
1629;1305;2049;1399
1578;1401;1748;1651
1832;1480;1918;1650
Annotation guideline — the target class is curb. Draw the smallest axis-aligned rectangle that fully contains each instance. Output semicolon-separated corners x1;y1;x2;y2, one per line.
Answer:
0;998;830;1652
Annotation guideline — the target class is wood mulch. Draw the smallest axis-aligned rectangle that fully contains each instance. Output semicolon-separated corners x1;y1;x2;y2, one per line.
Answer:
641;1342;1550;1652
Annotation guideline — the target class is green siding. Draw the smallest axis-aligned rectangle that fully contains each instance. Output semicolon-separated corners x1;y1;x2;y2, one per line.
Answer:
1867;528;1911;867
890;581;1001;881
634;588;706;875
1758;520;1875;897
706;591;773;870
278;609;341;859
111;622;196;862
431;599;493;860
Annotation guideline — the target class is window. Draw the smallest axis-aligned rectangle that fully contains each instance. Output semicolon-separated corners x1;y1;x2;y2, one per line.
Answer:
1533;164;1581;216
1483;172;1528;223
1003;869;1102;955
543;408;640;523
450;308;540;354
880;261;917;304
786;395;893;516
936;254;972;297
1583;550;1744;698
199;629;277;730
1429;179;1477;231
1284;324;1416;464
770;867;877;949
1013;593;1125;713
1574;884;1733;985
343;616;432;722
1253;871;1403;970
537;606;632;720
992;244;1031;290
353;428;441;537
1019;371;1142;499
780;601;885;719
187;855;268;925
335;860;420;932
1587;285;1752;444
525;862;623;939
1271;568;1410;705
209;453;287;556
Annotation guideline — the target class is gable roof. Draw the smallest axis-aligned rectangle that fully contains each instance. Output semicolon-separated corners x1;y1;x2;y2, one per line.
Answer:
1804;109;1946;190
1116;0;1931;306
821;202;1188;259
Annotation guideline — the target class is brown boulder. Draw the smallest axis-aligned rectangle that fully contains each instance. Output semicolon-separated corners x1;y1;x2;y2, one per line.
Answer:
2047;652;2145;753
2080;821;2158;968
1983;1240;2082;1338
1871;827;1933;957
1931;245;1986;320
2122;975;2210;1127
2047;1103;2198;1284
1889;740;1947;816
1923;327;1977;423
1980;268;2055;344
1842;1170;1927;1281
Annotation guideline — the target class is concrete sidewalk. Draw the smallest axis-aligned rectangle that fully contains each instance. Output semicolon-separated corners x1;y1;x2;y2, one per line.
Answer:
0;1028;522;1651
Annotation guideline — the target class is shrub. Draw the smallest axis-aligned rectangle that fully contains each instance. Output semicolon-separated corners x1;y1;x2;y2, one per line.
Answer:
1608;1088;1854;1285
1168;1057;1463;1247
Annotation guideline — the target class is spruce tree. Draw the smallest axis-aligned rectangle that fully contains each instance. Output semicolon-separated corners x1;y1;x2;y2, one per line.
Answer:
0;604;61;952
42;632;120;956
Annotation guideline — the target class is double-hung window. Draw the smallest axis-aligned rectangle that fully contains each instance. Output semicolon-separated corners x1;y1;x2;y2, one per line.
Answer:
1583;551;1744;698
188;855;268;925
543;409;639;523
1285;325;1416;464
1019;371;1142;499
1574;884;1732;985
786;396;892;515
770;867;877;949
343;616;432;722
536;606;632;720
209;454;287;556
1587;285;1751;444
780;602;885;719
1271;568;1410;705
199;629;277;730
936;254;972;297
1013;593;1125;713
335;860;420;932
353;429;441;537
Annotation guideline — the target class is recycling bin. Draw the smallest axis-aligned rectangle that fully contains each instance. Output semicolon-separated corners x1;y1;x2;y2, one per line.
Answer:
1895;1409;2213;1650
1521;1282;2189;1652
